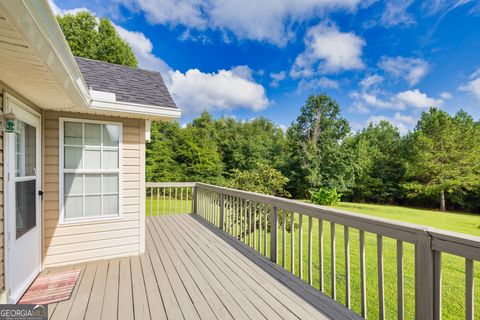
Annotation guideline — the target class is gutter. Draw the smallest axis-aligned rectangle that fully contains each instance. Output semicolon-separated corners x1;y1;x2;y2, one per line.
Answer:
89;90;182;120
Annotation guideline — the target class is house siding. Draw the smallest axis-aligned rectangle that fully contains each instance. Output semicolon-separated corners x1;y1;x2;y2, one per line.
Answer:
43;111;145;267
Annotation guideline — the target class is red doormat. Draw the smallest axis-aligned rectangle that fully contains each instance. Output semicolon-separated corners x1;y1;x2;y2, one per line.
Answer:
18;269;81;305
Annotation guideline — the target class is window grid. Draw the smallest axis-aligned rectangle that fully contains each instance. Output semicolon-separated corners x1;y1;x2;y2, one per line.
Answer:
61;120;121;221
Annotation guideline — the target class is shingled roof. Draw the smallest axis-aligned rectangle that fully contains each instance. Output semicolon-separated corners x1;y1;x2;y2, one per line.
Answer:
75;57;177;109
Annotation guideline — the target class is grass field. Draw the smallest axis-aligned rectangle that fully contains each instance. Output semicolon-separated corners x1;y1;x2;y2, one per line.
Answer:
147;198;479;319
335;202;480;236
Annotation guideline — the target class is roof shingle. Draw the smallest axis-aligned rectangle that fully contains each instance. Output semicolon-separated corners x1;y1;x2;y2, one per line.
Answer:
75;57;177;109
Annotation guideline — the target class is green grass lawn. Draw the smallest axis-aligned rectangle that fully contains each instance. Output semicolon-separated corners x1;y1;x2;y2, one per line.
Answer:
335;202;480;236
146;196;192;216
148;198;479;319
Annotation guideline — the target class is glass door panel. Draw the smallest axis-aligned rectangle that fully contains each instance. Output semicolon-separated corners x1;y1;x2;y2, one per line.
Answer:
15;120;37;239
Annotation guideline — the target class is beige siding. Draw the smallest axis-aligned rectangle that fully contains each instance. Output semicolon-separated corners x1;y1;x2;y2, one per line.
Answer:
43;111;145;267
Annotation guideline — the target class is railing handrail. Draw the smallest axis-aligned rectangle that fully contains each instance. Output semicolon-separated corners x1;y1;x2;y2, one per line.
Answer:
195;182;480;247
146;182;196;188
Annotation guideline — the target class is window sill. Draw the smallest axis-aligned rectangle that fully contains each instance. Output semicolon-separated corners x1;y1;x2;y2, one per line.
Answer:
60;214;123;226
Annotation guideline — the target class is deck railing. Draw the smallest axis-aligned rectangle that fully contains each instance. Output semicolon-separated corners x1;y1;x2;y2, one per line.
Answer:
147;182;479;320
146;182;195;215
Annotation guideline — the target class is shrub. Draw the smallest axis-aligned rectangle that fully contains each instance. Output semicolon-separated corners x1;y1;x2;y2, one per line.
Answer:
310;188;341;206
226;164;290;197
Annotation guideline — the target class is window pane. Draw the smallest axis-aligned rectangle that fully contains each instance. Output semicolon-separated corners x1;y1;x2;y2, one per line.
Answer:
103;125;119;147
16;180;36;238
64;173;82;195
15;121;36;177
85;123;101;146
65;195;83;218
103;194;118;216
84;148;101;169
85;195;101;216
102;149;119;169
85;174;101;194
64;122;82;145
62;121;122;220
103;174;118;193
65;146;82;169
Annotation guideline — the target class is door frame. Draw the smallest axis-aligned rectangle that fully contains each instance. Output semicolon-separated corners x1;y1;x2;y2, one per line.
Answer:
3;93;42;303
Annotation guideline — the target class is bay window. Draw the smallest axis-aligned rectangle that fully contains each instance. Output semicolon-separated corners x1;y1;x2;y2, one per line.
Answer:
60;119;122;222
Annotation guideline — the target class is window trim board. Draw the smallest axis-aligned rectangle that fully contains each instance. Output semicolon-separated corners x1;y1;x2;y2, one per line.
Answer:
59;117;123;224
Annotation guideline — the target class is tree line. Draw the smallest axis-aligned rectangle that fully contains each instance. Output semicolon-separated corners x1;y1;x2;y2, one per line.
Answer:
147;94;480;213
55;12;480;212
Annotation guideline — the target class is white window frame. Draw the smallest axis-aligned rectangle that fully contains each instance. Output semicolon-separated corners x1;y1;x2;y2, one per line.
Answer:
59;117;123;224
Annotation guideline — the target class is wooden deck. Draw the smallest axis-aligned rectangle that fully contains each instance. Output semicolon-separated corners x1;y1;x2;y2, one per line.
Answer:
45;215;359;320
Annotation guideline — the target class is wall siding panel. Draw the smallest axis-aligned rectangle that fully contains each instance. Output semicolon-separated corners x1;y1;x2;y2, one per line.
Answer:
43;111;144;267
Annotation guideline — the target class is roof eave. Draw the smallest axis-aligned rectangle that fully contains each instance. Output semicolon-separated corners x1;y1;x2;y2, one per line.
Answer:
0;0;91;109
90;99;181;120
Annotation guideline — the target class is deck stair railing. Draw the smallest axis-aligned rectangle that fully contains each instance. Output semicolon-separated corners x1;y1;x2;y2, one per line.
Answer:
147;182;479;320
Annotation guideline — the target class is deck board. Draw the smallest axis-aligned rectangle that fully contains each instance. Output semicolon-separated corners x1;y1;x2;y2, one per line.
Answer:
101;259;120;320
46;215;360;320
169;216;299;320
174;215;327;320
118;258;134;320
84;261;108;320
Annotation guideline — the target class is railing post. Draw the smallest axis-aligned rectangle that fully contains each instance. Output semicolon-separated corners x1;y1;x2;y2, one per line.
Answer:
415;233;434;320
270;206;278;263
219;193;225;230
192;185;198;214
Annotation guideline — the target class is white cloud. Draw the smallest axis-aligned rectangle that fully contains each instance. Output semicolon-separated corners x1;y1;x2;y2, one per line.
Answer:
381;0;416;27
360;74;384;90
350;91;401;110
290;22;365;77
49;0;270;115
298;77;340;91
118;26;270;114
459;68;480;99
114;25;172;76
349;102;371;114
122;0;206;29
350;88;444;112
269;71;286;88
48;0;90;15
378;56;430;86
168;67;269;114
471;68;480;79
119;0;367;46
440;91;453;99
395;89;443;108
422;0;473;16
366;112;417;135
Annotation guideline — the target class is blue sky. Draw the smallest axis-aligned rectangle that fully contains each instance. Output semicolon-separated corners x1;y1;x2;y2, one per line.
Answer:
51;0;480;133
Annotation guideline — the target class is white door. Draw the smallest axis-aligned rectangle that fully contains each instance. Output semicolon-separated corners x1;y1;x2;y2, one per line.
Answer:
4;96;42;303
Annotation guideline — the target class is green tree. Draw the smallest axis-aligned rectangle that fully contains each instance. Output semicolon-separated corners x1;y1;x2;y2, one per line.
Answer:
403;108;480;211
214;116;286;173
57;11;137;67
147;116;224;184
347;121;405;203
146;121;183;182
179;113;225;184
285;94;354;197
